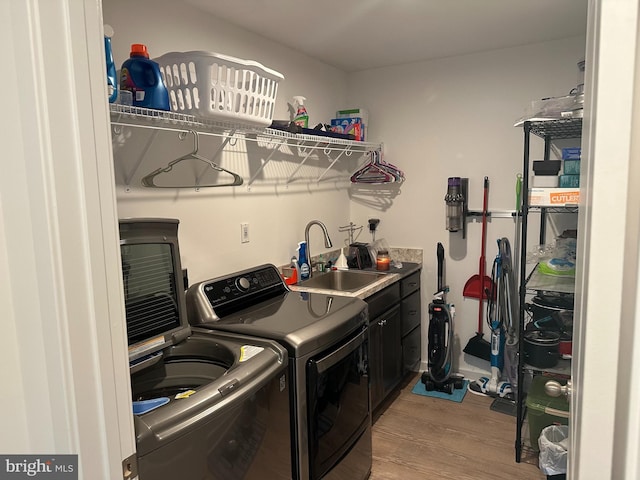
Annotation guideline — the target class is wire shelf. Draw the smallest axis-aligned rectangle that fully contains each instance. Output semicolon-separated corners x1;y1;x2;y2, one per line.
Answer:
109;104;383;153
527;118;583;139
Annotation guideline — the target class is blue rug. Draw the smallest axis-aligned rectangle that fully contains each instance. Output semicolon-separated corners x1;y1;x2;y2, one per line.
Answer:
411;378;469;403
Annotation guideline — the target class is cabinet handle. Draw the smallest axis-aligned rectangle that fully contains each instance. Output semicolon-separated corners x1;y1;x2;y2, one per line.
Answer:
379;319;387;326
408;310;417;315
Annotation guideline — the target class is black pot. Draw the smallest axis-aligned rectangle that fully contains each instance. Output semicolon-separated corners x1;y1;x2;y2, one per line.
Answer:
524;330;560;368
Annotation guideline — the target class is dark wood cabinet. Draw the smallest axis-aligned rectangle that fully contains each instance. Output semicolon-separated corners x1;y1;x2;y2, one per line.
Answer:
400;272;421;374
366;283;401;412
367;269;422;414
380;304;402;395
369;304;402;411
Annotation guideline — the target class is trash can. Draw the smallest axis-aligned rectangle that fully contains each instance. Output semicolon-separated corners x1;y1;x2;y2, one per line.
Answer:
538;424;569;477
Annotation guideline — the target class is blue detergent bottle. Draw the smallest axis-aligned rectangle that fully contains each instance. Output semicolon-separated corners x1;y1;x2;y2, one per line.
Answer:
104;25;117;103
298;241;310;281
120;44;170;111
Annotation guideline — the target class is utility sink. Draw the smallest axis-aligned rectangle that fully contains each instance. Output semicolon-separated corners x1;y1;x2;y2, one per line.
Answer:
297;270;387;292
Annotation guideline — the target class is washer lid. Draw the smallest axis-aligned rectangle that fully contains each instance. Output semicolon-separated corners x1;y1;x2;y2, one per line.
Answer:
132;330;288;456
119;218;191;365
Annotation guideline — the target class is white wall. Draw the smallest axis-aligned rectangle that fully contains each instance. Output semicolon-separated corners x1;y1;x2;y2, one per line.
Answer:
105;0;585;377
103;0;359;282
348;36;586;376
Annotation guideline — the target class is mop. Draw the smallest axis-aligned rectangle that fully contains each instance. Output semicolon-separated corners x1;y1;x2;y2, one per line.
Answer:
468;238;514;399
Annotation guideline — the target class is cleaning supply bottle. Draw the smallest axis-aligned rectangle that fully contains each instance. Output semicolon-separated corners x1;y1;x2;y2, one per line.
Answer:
292;96;309;128
298;241;310;280
104;25;118;103
120;44;170;111
284;256;298;285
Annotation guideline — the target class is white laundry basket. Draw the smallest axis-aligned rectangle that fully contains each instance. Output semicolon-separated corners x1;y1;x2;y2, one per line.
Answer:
155;51;284;127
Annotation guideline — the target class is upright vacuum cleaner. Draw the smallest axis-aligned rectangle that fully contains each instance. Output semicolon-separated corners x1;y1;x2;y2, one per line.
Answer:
421;243;464;394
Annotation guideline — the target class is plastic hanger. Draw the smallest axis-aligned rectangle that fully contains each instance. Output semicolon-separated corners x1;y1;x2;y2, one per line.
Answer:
351;150;404;184
141;130;244;188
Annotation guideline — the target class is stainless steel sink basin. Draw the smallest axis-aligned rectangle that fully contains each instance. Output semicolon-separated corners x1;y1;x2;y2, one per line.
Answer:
297;270;387;292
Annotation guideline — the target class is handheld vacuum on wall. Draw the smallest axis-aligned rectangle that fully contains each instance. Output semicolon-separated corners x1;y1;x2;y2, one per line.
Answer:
421;243;465;394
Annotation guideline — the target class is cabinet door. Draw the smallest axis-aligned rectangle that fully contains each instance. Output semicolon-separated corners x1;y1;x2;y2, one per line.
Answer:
368;319;383;411
380;304;402;397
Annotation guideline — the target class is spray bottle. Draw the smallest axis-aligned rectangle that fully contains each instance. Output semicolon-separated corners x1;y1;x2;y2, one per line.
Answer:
104;25;118;103
293;96;309;128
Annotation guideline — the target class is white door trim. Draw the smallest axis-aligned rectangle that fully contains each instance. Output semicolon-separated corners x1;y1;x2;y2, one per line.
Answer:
1;0;135;477
572;0;640;478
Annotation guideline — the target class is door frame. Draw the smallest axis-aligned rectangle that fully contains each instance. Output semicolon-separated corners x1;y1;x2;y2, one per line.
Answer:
572;0;640;478
4;0;640;478
2;0;136;478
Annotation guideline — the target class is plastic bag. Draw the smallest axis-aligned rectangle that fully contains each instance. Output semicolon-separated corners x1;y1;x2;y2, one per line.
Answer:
538;425;569;475
529;237;577;277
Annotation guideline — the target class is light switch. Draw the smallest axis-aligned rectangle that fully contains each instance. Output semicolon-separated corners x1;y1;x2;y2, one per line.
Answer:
241;223;249;243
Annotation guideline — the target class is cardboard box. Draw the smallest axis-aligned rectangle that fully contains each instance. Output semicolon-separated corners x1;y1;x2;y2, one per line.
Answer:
330;117;365;141
337;107;369;125
529;188;580;206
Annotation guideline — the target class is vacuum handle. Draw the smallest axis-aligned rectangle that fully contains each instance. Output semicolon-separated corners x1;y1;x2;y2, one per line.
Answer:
481;176;489;257
437;242;444;292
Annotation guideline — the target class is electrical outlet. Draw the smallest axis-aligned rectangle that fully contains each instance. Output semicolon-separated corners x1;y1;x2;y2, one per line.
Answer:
241;223;250;243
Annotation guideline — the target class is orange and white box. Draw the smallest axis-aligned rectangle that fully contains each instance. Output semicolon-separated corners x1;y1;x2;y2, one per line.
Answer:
529;188;580;207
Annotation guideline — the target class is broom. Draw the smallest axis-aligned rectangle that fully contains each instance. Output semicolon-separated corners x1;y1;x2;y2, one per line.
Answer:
463;177;492;361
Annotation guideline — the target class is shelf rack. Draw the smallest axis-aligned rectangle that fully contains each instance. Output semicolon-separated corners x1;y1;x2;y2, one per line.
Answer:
516;118;581;463
109;104;383;189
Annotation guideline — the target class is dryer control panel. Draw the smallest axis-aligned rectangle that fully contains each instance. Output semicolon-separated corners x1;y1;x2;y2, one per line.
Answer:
188;264;288;321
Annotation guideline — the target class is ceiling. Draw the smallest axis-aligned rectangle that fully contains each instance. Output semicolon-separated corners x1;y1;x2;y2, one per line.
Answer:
185;0;588;72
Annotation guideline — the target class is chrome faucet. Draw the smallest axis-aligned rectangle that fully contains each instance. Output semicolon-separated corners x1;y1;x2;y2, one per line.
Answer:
304;220;333;277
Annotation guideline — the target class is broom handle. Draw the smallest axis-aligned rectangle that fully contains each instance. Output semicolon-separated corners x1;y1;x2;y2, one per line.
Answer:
477;177;489;333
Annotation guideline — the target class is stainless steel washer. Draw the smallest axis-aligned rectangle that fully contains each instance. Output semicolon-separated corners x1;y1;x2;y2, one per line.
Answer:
120;219;292;480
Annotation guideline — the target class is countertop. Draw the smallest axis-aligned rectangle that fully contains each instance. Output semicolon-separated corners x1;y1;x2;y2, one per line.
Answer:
289;261;421;300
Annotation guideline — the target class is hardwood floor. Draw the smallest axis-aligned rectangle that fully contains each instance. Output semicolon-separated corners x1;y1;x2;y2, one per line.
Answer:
370;373;545;480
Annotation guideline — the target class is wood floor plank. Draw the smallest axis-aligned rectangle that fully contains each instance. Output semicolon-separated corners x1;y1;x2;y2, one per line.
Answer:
370;374;545;480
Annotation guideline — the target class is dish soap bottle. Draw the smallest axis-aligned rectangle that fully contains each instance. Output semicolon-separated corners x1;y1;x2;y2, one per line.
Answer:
298;241;310;280
104;25;118;103
120;44;170;111
293;96;309;128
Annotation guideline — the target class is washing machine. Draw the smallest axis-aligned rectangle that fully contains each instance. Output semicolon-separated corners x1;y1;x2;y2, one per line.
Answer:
186;265;372;480
120;219;292;480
